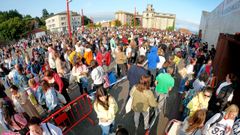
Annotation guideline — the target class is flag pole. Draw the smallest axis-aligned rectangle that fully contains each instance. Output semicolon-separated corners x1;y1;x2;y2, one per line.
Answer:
66;0;72;39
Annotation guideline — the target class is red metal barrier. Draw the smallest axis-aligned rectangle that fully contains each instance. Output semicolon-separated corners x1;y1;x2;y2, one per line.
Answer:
42;93;94;134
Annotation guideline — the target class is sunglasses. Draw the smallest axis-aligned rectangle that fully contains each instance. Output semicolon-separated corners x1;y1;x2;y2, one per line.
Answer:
204;94;211;97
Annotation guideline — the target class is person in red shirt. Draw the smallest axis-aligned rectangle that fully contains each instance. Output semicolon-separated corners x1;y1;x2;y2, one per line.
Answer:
96;45;111;67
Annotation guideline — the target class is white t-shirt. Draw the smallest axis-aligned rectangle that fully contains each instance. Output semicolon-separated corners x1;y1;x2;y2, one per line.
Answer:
157;56;166;69
91;66;105;85
126;47;132;58
75;45;81;53
139;47;147;56
203;113;234;135
186;64;194;75
192;79;206;91
48;53;56;69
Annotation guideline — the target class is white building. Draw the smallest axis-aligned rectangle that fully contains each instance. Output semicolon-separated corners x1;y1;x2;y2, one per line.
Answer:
199;0;240;47
142;4;175;29
45;11;81;33
115;4;176;30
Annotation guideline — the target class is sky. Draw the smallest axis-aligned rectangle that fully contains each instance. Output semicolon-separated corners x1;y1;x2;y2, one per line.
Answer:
0;0;223;29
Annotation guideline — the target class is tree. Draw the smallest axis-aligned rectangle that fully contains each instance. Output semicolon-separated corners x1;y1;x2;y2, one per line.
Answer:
0;17;25;40
42;9;49;19
166;26;174;31
83;16;92;26
114;20;122;27
131;18;140;27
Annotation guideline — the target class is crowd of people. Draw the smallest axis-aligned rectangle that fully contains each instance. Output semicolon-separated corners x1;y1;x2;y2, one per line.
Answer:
0;27;239;135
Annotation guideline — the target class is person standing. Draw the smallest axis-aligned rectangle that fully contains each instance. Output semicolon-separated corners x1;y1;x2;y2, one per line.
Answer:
115;46;127;78
179;109;207;135
96;46;111;67
203;104;239;135
11;85;40;118
210;73;237;113
147;46;160;80
127;55;148;91
130;75;158;131
2;104;29;135
155;67;175;113
71;58;89;95
187;88;212;117
90;60;105;91
94;87;118;135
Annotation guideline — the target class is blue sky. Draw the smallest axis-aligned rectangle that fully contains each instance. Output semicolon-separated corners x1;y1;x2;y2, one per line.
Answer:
1;0;222;25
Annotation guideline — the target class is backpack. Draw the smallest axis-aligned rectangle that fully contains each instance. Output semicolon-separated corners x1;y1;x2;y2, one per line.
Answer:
209;112;224;128
216;84;234;100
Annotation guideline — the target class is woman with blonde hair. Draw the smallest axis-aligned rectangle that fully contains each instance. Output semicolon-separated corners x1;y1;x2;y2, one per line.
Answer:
130;75;158;131
179;109;207;135
203;104;239;135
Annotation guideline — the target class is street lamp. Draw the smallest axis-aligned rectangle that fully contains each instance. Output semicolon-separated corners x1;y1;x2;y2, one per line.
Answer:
66;0;72;39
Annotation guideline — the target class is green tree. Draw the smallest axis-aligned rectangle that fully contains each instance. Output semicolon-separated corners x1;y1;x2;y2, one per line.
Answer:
114;20;122;27
0;10;22;23
82;16;92;26
166;26;174;31
131;18;140;27
42;9;49;19
0;17;25;40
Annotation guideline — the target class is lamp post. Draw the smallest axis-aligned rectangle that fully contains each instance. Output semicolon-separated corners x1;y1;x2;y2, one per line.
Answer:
66;0;72;39
81;9;84;33
134;7;136;30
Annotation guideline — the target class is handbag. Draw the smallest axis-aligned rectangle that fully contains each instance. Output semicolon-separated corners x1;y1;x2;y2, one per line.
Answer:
12;114;29;135
165;119;181;135
125;88;136;114
103;74;110;88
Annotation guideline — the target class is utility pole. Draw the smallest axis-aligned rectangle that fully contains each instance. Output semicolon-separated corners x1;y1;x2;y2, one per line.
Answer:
66;0;72;39
134;7;136;30
81;9;84;33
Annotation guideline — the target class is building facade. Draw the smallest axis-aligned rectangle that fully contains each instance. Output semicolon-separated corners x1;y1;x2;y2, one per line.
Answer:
199;0;240;47
115;11;133;26
115;4;176;30
45;11;81;33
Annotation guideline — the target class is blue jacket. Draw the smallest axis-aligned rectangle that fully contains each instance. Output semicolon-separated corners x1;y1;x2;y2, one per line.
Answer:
45;87;59;111
147;46;160;70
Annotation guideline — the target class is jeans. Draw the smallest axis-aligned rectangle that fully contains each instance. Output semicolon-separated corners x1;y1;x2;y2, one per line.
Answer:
134;111;150;130
100;122;114;135
179;77;188;93
155;92;167;114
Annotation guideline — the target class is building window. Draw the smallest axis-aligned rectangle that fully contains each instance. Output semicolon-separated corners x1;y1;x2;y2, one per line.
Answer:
52;19;55;22
61;22;65;26
61;17;65;20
